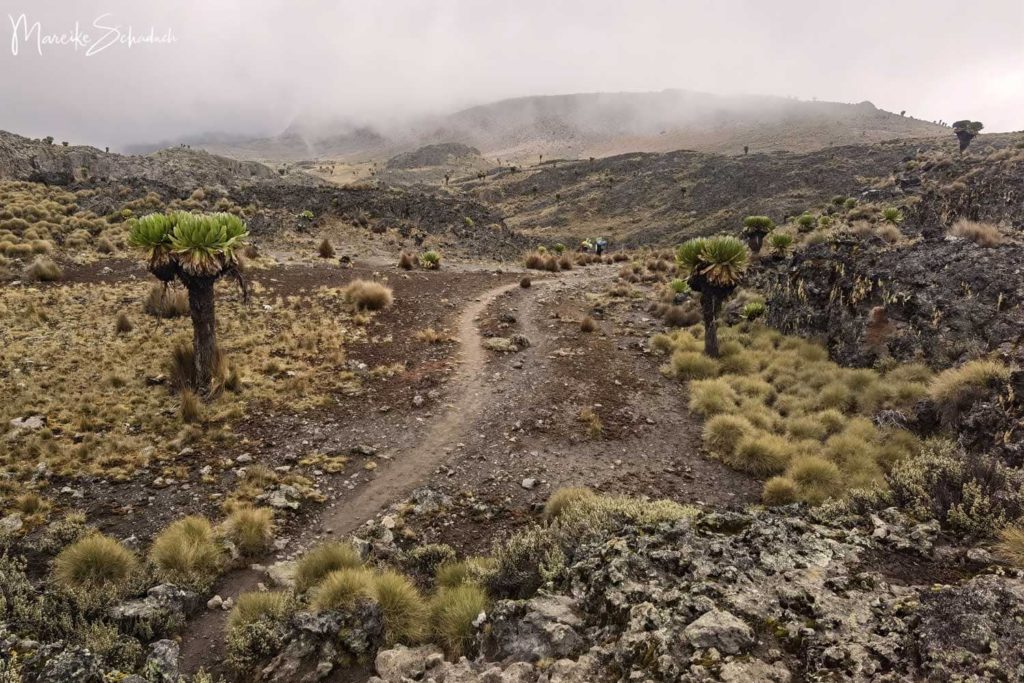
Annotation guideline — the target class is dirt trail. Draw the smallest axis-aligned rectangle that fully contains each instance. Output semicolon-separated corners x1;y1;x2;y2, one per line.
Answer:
178;279;523;674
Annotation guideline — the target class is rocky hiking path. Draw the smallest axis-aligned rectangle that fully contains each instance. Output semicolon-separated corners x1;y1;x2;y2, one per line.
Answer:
178;265;760;676
178;279;524;674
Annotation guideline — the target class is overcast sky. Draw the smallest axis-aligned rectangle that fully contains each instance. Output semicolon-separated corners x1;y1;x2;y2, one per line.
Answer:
1;0;1021;148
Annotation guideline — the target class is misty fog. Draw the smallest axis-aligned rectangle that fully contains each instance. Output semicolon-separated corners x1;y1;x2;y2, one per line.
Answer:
1;0;1021;149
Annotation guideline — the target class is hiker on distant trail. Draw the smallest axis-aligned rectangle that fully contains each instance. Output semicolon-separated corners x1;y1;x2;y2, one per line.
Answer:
580;239;593;253
595;238;607;255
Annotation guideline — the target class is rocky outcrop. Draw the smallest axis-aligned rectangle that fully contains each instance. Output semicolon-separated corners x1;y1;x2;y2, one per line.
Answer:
368;507;1023;682
757;235;1024;368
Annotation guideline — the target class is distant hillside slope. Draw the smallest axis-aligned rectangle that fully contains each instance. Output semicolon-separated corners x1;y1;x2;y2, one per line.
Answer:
475;135;981;246
167;90;948;163
0;130;313;193
423;90;948;159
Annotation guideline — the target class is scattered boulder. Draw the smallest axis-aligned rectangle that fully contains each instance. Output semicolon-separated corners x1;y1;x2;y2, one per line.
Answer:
109;584;202;639
683;609;755;655
144;640;180;683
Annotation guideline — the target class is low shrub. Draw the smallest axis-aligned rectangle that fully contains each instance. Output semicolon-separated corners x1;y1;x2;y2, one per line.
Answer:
226;591;291;671
887;439;1024;537
398;252;416;270
420;251;442;270
318;238;335;258
519;277;531;288
579;316;596;333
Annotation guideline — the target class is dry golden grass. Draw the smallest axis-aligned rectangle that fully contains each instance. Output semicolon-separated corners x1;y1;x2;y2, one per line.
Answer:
144;284;190;318
950;219;1006;247
414;327;450;344
53;533;137;593
579;316;596;333
149;516;223;588
0;280;364;486
995;525;1024;568
310;567;376;610
318;238;335;258
657;324;928;504
26;256;62;281
342;279;394;311
227;591;291;632
295;542;363;593
429;584;488;657
224;506;274;556
371;570;428;644
543;487;597;522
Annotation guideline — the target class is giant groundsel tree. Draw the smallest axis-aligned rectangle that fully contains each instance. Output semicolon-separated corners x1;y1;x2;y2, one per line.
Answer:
129;211;249;390
676;236;750;357
952;120;983;153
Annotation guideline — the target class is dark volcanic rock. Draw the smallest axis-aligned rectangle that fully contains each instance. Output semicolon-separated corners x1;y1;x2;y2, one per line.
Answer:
757;236;1024;368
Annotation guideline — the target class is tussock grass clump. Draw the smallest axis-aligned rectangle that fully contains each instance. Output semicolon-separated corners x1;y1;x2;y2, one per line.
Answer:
310;567;375;610
579;316;596;333
295;542;363;593
224;506;274;556
543;487;597;522
420;250;442;270
371;570;428;644
996;525;1024;568
342;279;393;311
144;284;189;318
27;256;62;281
786;456;843;504
398;252;416;270
227;591;291;632
762;476;798;506
435;557;497;589
429;584;487;657
655;323;929;504
53;533;137;593
730;432;791;475
664;305;701;327
318;238;335;258
950;219;1005;247
688;378;739;416
702;414;755;459
180;389;202;423
670;351;719;380
115;312;133;334
519;277;531;288
929;359;1010;425
149;516;222;589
